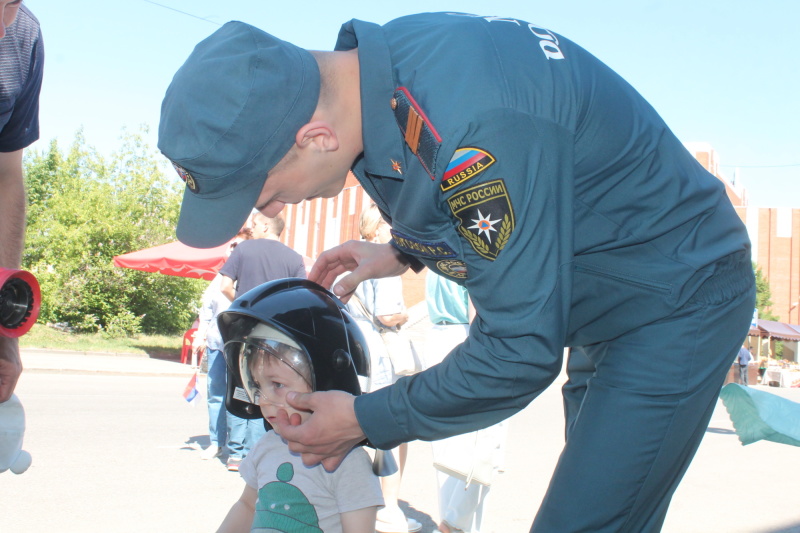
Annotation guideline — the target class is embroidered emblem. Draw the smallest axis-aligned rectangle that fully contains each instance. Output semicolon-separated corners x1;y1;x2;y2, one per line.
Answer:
171;162;198;193
391;159;403;174
436;259;468;279
447;180;515;261
392;87;441;179
390;230;457;259
441;148;496;192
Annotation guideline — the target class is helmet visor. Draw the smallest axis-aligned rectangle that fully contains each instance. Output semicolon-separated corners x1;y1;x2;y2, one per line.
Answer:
224;324;315;405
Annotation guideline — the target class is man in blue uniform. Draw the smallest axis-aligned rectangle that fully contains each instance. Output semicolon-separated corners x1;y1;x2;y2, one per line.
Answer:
159;13;755;532
0;0;44;403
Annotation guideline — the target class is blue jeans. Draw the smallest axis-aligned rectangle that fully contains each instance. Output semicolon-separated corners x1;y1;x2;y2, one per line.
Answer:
206;348;228;447
227;413;268;459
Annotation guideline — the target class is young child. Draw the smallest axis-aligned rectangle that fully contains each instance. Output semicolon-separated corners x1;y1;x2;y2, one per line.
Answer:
216;279;384;533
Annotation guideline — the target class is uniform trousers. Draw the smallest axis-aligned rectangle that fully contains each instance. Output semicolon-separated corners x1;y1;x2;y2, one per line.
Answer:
535;254;755;532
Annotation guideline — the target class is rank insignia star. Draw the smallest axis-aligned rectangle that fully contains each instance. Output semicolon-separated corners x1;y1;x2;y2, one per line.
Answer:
391;159;403;174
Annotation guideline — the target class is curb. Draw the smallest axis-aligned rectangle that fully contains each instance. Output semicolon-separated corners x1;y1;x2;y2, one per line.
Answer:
20;346;161;358
23;367;197;378
19;347;197;378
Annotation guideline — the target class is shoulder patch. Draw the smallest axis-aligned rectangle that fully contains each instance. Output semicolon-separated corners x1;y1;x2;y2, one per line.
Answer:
390;230;457;259
435;259;468;280
392;87;441;180
447;180;515;261
441;148;496;192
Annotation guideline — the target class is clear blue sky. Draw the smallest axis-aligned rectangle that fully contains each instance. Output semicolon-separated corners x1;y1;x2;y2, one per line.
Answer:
29;0;800;207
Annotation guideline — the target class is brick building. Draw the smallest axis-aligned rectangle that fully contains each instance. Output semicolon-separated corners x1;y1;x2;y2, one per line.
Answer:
276;173;428;307
685;142;800;327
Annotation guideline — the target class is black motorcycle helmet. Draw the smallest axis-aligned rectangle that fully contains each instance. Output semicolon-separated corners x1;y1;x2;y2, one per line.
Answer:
217;278;370;421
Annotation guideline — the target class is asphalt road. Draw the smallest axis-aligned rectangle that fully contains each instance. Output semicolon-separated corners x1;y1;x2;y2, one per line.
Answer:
2;360;800;532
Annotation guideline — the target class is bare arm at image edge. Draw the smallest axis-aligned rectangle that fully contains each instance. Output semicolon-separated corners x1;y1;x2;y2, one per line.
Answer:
0;149;26;402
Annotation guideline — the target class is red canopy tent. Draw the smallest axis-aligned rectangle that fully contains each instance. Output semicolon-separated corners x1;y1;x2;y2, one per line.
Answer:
112;240;233;365
112;240;232;281
113;240;315;280
113;240;314;365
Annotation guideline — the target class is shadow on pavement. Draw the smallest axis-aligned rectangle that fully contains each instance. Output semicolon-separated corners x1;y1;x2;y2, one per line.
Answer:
133;346;182;362
401;501;437;532
184;434;212;451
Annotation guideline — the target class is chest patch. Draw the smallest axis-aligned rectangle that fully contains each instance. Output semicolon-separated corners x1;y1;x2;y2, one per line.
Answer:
392;87;441;179
447;180;515;261
441;147;496;192
390;230;457;259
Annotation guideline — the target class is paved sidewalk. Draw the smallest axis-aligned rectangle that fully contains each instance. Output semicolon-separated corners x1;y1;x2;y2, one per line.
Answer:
21;347;197;377
14;348;800;532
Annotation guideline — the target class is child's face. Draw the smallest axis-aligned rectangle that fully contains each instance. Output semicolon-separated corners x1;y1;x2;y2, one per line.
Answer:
249;352;312;435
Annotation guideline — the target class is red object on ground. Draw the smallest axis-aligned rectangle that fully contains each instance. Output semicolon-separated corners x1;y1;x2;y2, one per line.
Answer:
181;328;202;365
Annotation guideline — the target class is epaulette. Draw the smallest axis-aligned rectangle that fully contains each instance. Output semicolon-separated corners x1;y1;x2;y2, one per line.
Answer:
392;87;441;179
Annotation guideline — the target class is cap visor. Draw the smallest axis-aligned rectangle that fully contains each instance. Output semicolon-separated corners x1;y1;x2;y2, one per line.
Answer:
176;176;265;248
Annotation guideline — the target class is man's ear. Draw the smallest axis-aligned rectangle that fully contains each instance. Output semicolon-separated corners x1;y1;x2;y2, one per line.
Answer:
295;121;339;153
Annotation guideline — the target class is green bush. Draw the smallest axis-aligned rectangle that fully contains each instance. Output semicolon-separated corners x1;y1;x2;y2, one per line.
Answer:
22;129;205;337
103;310;143;338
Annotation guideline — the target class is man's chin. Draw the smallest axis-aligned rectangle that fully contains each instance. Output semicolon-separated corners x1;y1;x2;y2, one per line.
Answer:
321;175;349;198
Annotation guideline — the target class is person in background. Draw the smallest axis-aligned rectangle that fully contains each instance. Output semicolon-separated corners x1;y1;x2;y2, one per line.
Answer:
737;345;752;386
0;0;44;403
218;212;306;471
425;271;506;533
193;227;252;461
346;204;419;533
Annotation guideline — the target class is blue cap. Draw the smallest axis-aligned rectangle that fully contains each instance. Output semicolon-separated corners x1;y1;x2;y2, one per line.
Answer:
158;22;320;248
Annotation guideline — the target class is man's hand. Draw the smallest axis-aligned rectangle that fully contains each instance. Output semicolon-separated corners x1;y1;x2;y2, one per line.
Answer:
0;336;22;402
273;390;366;471
308;240;411;303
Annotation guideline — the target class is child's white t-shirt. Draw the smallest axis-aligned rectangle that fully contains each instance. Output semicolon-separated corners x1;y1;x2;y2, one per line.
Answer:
240;430;384;532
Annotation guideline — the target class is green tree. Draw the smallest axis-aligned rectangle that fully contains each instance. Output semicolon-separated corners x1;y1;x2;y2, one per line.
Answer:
22;129;205;336
753;263;783;358
754;263;778;321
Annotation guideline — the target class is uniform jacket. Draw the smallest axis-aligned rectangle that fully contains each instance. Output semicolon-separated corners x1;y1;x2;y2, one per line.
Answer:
337;13;751;448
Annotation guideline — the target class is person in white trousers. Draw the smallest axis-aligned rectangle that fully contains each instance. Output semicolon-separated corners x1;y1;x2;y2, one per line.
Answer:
424;272;507;533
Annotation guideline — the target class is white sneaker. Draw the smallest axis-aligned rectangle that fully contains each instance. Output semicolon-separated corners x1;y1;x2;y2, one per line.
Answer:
200;445;222;460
